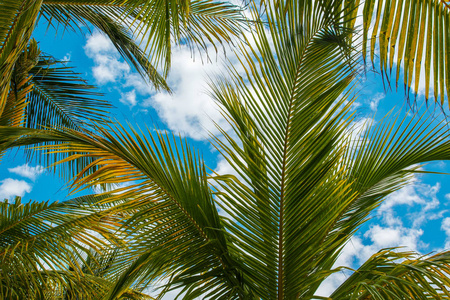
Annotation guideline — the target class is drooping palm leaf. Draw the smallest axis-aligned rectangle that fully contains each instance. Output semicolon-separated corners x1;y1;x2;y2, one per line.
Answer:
39;3;170;90
330;249;450;299
358;0;450;106
26;54;111;130
40;0;244;77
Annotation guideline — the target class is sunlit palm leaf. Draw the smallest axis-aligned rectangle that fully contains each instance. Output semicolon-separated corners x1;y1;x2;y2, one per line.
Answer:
210;1;450;299
4;123;246;299
40;0;244;77
209;1;359;298
331;249;450;299
359;0;450;106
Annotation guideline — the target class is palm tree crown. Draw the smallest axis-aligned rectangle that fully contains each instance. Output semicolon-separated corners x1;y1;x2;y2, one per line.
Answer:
2;0;450;299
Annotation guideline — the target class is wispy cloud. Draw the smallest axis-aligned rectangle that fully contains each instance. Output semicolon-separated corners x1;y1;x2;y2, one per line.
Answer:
8;163;45;181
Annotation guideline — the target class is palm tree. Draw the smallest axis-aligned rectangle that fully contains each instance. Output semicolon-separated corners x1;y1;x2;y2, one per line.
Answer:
6;1;450;299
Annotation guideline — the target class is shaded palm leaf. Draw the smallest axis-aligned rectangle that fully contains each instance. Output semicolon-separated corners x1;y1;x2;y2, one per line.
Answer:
0;0;42;115
0;194;122;299
26;53;111;130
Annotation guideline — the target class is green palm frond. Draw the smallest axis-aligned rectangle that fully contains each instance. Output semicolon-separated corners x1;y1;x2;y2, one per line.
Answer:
40;0;244;77
327;111;450;252
0;194;122;299
26;53;111;130
39;3;170;90
210;0;359;298
0;0;42;114
358;0;450;106
208;1;450;299
330;249;450;299
5;123;245;299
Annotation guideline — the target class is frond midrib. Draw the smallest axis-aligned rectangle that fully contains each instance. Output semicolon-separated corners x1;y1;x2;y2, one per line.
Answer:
28;82;82;131
276;18;331;299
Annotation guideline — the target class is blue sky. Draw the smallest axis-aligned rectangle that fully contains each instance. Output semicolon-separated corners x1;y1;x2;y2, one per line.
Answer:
2;17;450;297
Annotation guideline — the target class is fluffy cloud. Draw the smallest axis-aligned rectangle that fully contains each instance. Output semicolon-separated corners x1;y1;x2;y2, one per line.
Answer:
84;31;130;85
379;181;441;228
441;218;450;249
143;45;231;140
8;163;45;181
120;90;137;107
0;178;32;200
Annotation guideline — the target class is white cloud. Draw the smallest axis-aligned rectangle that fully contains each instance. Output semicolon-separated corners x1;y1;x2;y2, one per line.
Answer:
8;163;45;181
379;181;441;228
316;271;350;298
0;178;32;200
441;217;450;249
84;31;130;85
142;45;231;140
369;92;384;111
120;90;137;107
62;52;71;62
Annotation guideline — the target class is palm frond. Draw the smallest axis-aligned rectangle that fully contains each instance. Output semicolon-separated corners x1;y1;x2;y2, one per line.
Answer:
0;194;122;299
209;1;361;298
330;249;450;299
26;53;111;130
9;123;246;299
325;111;450;268
40;0;245;77
359;0;450;106
40;3;170;90
0;0;42;116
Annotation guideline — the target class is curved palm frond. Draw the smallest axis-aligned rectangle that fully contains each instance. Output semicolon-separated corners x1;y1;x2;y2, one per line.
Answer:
6;123;246;299
359;0;450;106
39;3;170;91
0;0;42;115
330;249;450;299
40;0;245;77
0;194;123;299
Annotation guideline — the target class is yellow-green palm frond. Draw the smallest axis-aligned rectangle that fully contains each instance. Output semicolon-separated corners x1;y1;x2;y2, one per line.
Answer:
358;0;450;106
0;194;123;299
330;249;450;299
40;0;245;78
7;123;247;299
0;0;43;116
